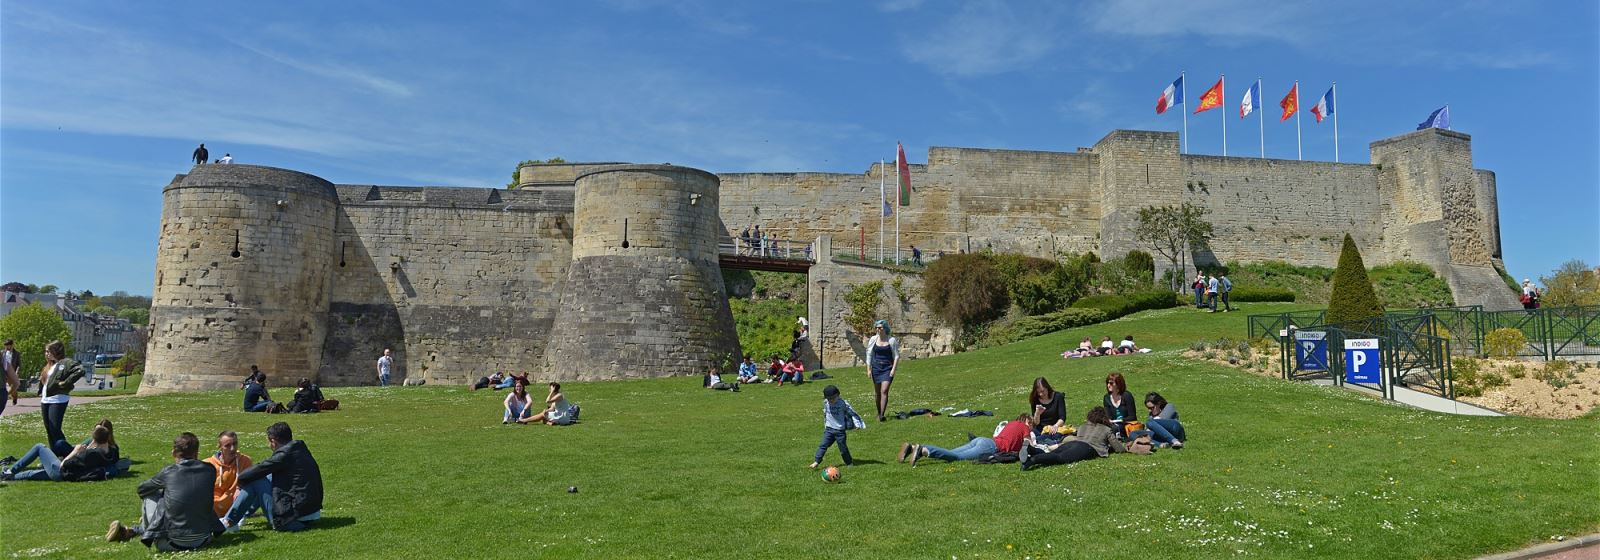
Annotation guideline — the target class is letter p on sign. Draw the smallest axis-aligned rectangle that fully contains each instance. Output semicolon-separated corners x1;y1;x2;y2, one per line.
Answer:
1344;339;1380;384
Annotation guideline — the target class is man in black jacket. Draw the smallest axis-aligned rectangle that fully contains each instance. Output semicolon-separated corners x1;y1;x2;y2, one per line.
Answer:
106;432;224;551
226;421;323;532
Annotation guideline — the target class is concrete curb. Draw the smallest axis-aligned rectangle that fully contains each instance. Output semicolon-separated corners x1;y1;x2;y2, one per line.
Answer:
1476;533;1600;560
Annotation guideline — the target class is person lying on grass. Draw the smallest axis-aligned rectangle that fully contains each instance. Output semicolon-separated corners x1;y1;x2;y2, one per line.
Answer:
704;365;739;391
901;413;1031;467
1019;407;1126;471
518;382;576;425
1115;335;1139;355
3;419;123;482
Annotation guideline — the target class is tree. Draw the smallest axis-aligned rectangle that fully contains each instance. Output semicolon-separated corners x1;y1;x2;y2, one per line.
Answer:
38;284;58;294
92;305;116;316
1540;259;1600;307
1134;201;1213;291
117;307;150;325
0;302;73;382
922;253;1008;328
506;157;568;188
1326;234;1385;326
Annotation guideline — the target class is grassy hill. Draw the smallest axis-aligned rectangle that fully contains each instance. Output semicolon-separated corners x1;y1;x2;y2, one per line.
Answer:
2;302;1595;559
1229;261;1456;308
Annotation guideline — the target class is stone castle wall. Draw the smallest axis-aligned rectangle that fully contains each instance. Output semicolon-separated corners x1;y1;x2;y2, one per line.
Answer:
143;128;1514;393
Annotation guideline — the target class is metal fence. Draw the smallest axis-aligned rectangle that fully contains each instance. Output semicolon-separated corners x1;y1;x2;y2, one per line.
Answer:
1272;316;1454;400
1248;305;1600;361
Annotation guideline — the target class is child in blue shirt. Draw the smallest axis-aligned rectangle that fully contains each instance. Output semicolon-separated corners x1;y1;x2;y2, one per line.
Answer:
810;385;865;469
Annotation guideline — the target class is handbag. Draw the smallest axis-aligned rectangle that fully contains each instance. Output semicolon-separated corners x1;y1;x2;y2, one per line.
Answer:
1126;434;1154;455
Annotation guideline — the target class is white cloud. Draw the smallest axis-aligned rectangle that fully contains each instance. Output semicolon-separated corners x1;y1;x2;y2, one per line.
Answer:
897;1;1064;77
227;40;414;98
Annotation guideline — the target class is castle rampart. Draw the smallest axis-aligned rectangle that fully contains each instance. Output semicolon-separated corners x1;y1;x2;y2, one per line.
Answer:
142;128;1516;393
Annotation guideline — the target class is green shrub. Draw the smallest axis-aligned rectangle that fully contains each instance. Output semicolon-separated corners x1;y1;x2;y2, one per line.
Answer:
1370;261;1454;308
1071;290;1178;319
979;308;1108;348
1484;328;1528;359
1506;364;1527;379
923;254;1009;328
1124;250;1155;277
1228;287;1296;302
1453;357;1485;397
1189;340;1208;352
841;281;885;336
1326;234;1385;326
1011;265;1088;315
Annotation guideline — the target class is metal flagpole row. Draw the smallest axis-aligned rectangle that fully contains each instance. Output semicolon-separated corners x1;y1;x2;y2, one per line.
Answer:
1221;74;1227;156
1181;71;1189;154
878;159;885;263
894;150;901;265
1332;82;1340;163
1257;78;1265;158
1294;80;1303;161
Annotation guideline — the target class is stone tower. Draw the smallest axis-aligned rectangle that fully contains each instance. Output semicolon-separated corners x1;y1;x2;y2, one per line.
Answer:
142;165;338;393
543;165;742;380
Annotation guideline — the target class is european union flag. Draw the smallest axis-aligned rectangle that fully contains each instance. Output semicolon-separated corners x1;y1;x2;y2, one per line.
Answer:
1417;105;1450;130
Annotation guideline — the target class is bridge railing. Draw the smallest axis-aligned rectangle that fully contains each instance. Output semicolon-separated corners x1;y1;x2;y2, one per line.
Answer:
719;236;814;261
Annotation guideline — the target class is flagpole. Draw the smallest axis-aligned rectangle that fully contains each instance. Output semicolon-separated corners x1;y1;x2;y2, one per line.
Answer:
879;159;885;263
895;149;901;265
1221;74;1227;156
1294;81;1302;161
1445;103;1451;130
1257;78;1265;158
1181;71;1189;154
1332;82;1340;163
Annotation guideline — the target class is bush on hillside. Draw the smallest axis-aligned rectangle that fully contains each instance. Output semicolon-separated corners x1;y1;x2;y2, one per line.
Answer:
1326;234;1385;326
1370;261;1454;308
1071;290;1178;319
923;254;1008;328
1228;287;1296;302
1124;250;1155;278
979;308;1108;349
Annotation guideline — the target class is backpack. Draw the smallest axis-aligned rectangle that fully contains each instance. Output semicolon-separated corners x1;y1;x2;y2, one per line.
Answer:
568;403;580;422
976;452;1019;464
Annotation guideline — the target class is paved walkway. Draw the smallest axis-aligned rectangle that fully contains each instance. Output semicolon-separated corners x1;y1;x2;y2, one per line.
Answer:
2;394;133;417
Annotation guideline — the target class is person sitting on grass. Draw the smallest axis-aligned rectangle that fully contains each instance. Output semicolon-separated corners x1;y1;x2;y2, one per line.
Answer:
225;422;324;532
1029;377;1069;435
1019;407;1126;471
203;431;254;522
3;420;124;481
503;382;531;424
736;355;760;384
106;432;225;551
243;373;277;413
518;382;576;426
1098;336;1116;356
704;365;740;391
901;413;1031;467
288;378;322;413
766;355;786;383
1142;392;1186;449
778;359;805;386
1102;372;1138;434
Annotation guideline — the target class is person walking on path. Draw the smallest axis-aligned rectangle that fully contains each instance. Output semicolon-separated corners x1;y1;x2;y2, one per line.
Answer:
1218;273;1234;312
38;340;85;456
2;339;20;415
192;144;209;165
376;349;394;387
865;320;900;422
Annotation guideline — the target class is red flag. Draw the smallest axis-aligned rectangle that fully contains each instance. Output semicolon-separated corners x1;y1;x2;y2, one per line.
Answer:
1279;84;1298;122
1194;78;1224;113
896;142;912;207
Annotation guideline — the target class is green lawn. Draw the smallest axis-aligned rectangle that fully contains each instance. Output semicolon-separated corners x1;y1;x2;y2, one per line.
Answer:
2;303;1595;559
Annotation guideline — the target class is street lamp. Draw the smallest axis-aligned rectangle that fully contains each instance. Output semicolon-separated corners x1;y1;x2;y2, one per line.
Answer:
816;279;830;371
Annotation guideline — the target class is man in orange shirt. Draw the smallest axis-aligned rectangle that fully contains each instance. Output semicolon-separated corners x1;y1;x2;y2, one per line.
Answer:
201;431;253;524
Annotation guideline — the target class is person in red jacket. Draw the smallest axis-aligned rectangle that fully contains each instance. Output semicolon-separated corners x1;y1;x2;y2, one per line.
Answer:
900;414;1033;467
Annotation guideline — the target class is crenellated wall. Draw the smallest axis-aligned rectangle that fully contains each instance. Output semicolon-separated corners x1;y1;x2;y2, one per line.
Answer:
144;128;1515;393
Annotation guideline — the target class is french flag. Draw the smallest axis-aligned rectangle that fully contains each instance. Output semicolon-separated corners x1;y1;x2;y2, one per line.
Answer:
1155;76;1183;114
1240;80;1260;118
1310;86;1335;123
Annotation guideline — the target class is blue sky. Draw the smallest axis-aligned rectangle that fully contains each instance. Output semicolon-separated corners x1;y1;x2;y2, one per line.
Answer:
2;0;1596;295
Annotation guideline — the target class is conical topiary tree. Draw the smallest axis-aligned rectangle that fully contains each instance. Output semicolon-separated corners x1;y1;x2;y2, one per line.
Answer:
1326;233;1385;326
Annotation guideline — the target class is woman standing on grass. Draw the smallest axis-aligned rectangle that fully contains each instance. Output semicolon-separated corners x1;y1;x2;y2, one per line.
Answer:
1102;372;1137;433
865;320;899;422
1029;377;1067;434
38;340;85;456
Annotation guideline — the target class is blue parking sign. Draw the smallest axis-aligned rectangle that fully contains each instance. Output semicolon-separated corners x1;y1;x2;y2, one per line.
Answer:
1294;330;1328;371
1345;339;1381;384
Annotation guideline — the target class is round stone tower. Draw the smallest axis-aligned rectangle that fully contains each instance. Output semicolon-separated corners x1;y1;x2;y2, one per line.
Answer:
142;165;338;394
544;165;742;380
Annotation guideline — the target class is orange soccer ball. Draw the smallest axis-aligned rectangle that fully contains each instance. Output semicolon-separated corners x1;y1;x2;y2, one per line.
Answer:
821;465;842;483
